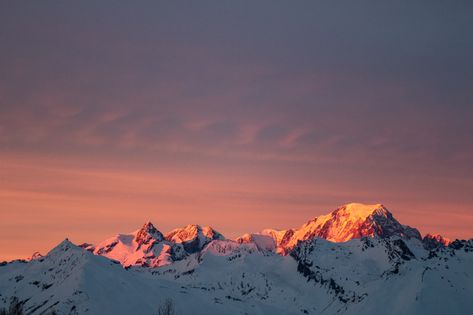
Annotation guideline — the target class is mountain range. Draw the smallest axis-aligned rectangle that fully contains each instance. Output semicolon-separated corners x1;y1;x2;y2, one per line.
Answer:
1;203;471;315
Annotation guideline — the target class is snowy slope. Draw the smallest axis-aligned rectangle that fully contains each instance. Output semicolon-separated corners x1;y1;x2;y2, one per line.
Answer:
2;237;472;315
0;239;333;315
291;237;473;314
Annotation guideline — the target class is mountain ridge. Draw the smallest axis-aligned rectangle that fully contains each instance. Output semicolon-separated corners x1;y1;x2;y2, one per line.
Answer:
1;202;472;315
20;202;454;265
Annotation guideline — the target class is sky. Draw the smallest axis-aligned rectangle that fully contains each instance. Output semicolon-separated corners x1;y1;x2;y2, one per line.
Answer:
1;1;473;260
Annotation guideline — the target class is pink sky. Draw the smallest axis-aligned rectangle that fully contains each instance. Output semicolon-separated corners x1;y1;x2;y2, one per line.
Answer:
1;2;472;260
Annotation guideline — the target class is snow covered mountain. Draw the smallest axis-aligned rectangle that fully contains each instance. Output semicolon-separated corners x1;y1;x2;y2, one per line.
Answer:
89;222;224;268
261;203;422;254
1;203;471;315
422;233;451;250
91;221;187;268
165;224;225;253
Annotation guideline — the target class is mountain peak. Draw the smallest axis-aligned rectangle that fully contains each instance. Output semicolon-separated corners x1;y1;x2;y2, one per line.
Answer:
339;203;388;218
261;203;421;254
134;221;164;243
141;221;157;231
47;238;81;257
202;226;224;240
165;224;201;242
165;224;224;253
57;238;74;248
302;203;390;232
423;233;451;249
321;202;420;240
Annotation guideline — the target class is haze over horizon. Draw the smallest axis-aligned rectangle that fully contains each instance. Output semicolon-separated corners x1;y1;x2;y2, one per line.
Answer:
1;1;473;260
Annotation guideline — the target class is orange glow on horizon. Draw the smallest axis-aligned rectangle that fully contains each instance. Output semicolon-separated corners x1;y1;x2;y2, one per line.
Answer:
1;2;472;261
1;153;472;261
